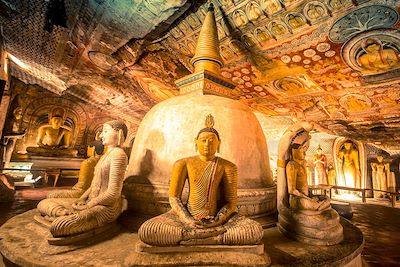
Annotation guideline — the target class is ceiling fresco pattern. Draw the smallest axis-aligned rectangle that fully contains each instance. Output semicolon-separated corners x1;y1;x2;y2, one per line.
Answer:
1;0;400;151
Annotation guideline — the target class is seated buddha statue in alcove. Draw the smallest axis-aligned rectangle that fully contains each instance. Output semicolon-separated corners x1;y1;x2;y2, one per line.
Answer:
26;107;78;156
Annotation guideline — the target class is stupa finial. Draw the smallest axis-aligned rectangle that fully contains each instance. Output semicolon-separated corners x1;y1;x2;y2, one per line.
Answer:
190;1;223;74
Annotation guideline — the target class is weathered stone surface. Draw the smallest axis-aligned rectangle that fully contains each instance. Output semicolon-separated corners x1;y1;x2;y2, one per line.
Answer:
0;210;363;267
131;241;270;266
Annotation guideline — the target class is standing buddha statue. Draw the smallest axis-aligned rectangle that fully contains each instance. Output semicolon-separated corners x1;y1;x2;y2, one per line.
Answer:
337;140;361;188
313;145;328;185
371;155;390;198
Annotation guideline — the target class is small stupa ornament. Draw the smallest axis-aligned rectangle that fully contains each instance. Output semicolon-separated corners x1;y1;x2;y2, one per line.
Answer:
175;1;237;98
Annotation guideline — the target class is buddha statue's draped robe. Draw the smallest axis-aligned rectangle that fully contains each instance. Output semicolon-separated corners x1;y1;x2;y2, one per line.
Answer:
36;147;127;237
47;156;99;199
138;156;263;246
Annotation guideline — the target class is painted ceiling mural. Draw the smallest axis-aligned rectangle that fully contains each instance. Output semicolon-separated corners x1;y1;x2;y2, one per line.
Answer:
0;0;400;151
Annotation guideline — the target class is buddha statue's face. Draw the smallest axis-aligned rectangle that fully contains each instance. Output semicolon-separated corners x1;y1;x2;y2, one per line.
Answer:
344;142;352;150
377;155;384;163
196;132;220;158
100;124;118;146
50;117;64;129
317;148;322;155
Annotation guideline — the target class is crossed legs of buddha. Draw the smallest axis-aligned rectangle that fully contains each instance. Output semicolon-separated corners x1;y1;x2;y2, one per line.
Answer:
138;210;263;246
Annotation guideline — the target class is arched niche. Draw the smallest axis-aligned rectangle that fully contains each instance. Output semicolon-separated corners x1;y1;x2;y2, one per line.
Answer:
19;97;88;154
333;137;367;189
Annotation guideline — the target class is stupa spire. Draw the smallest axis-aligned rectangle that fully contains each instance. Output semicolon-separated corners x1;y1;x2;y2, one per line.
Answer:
175;1;236;97
190;2;223;74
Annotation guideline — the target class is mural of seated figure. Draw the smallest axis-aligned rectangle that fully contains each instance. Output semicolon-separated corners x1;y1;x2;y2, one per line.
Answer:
34;120;128;244
277;121;343;245
26;108;78;157
138;114;264;246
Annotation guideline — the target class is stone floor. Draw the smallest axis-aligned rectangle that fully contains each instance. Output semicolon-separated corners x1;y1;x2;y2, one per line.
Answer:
0;187;399;267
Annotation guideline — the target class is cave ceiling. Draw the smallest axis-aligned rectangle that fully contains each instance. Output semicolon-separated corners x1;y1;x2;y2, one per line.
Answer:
1;0;400;152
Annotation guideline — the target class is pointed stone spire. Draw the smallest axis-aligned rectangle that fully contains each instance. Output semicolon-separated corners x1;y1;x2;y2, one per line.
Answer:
190;2;223;74
175;1;237;98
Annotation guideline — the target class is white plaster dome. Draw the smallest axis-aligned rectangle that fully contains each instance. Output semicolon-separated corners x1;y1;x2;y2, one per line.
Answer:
126;93;273;188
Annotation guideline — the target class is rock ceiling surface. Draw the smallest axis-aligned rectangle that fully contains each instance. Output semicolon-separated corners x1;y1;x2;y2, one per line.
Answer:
1;0;400;151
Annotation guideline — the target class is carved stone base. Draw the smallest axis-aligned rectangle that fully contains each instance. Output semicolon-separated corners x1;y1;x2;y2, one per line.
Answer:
278;204;343;246
48;223;119;246
34;213;119;246
131;241;270;266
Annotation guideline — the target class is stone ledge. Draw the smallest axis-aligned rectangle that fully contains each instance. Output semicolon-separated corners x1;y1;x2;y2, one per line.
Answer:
136;241;265;254
131;241;270;266
0;209;363;267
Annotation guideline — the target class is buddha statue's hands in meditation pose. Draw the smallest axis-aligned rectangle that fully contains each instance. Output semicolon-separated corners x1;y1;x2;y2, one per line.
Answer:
138;115;263;246
313;145;328;185
35;120;128;238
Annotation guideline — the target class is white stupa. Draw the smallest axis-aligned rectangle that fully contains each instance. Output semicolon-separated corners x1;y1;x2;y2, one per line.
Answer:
124;3;276;226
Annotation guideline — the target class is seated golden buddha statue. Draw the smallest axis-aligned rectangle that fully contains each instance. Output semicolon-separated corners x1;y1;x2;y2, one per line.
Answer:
26;108;77;156
35;120;128;242
47;138;104;199
138;115;263;246
277;122;343;245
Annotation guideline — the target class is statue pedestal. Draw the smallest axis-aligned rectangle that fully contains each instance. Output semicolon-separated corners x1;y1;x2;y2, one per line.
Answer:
133;242;270;266
11;155;83;170
0;210;363;267
9;156;83;186
25;147;78;157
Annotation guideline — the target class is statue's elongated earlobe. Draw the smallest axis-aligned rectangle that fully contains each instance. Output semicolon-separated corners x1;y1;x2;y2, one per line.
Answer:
118;129;124;147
